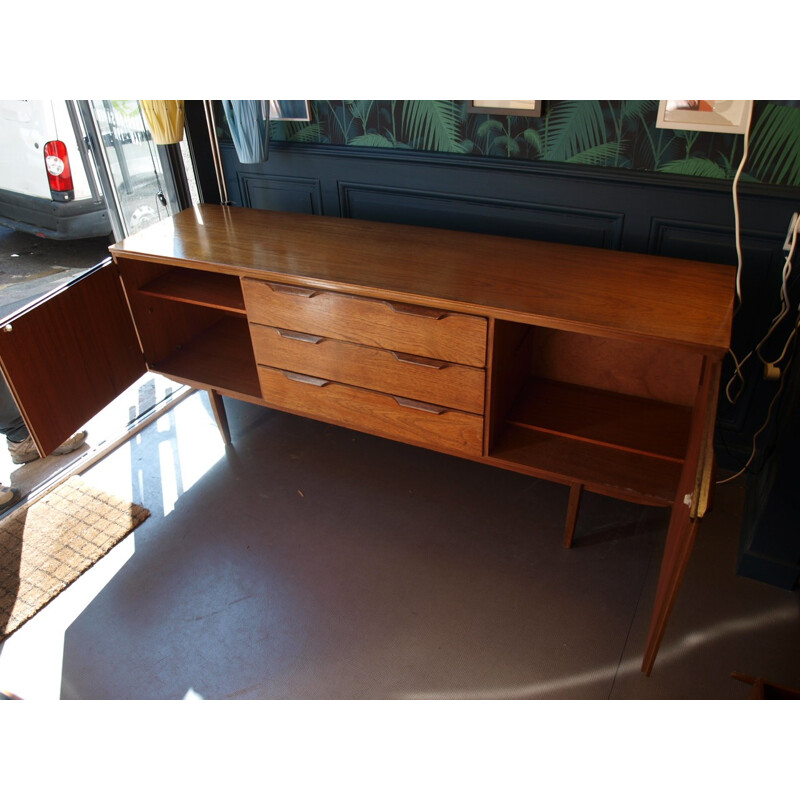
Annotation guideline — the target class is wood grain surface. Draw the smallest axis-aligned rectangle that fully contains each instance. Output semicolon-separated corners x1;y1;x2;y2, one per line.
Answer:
110;204;735;354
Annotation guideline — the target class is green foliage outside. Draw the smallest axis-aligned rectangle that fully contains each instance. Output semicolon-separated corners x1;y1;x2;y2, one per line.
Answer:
262;100;800;188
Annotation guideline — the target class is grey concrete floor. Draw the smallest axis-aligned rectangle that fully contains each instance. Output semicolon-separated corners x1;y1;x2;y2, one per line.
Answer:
0;226;110;318
0;226;110;276
1;390;798;701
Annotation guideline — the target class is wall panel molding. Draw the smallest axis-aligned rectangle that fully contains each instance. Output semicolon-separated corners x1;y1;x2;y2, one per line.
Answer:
649;216;786;263
337;181;625;249
238;173;322;215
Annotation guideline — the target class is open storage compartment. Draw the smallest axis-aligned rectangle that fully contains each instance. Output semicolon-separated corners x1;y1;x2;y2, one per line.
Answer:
486;320;704;505
117;260;261;399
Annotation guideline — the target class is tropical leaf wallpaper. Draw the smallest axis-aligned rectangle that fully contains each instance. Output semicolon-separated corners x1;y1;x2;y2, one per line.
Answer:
244;100;800;188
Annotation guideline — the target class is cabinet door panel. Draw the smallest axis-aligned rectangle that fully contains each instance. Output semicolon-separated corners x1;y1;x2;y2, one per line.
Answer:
641;357;721;675
0;265;146;456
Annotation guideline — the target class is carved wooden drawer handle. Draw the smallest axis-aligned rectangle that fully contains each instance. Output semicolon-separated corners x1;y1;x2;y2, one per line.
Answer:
282;370;330;387
392;396;447;414
276;328;324;344
266;281;318;298
384;301;447;320
390;351;448;370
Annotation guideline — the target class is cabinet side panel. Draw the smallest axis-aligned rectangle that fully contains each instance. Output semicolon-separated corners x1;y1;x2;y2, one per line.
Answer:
485;320;531;452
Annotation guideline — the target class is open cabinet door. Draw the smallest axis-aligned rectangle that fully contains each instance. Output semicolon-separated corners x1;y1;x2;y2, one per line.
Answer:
640;356;722;675
0;263;147;457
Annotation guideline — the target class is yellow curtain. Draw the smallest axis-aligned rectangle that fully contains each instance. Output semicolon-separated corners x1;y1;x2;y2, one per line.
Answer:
140;100;185;145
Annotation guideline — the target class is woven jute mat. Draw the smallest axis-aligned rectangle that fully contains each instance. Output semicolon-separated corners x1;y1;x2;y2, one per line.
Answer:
0;475;150;642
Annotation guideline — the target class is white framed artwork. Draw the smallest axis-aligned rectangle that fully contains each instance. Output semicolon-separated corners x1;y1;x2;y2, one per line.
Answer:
656;101;753;134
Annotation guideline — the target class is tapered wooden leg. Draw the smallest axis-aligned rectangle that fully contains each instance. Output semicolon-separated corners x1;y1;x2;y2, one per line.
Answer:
641;512;699;675
208;389;231;444
563;482;583;548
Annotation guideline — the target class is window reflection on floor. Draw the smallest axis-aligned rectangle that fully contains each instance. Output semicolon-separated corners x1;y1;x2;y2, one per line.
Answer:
86;389;226;517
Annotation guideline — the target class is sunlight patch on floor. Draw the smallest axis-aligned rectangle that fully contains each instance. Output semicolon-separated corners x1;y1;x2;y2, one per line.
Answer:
0;534;137;699
399;605;798;699
0;390;225;699
155;396;226;517
81;390;226;516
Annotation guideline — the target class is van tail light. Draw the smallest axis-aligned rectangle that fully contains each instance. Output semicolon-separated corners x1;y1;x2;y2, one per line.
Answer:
43;140;74;200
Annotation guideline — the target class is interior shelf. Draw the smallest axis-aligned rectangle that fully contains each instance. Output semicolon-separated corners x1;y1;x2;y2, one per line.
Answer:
139;267;246;314
507;377;692;463
485;376;692;504
488;424;683;505
151;315;261;398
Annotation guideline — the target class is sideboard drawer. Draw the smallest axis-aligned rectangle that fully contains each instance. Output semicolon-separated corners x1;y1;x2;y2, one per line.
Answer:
257;365;484;457
250;323;485;415
242;278;487;368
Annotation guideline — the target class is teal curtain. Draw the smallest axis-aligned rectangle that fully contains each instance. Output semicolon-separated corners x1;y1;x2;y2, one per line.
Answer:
222;100;268;163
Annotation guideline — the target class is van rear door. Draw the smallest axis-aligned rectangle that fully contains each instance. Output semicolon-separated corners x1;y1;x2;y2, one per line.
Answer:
0;100;110;239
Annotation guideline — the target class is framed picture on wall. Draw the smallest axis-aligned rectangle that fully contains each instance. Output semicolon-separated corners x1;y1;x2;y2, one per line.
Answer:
655;100;753;133
468;100;542;117
268;101;312;122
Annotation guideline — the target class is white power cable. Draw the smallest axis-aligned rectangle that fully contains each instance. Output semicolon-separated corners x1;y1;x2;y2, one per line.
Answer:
724;105;754;404
731;104;753;308
756;214;800;369
717;323;798;485
725;211;800;403
718;103;800;483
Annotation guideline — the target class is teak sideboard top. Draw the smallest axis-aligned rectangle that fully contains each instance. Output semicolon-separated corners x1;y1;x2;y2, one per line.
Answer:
109;204;735;356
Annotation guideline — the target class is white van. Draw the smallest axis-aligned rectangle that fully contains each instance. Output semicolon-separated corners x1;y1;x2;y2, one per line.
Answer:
0;100;111;240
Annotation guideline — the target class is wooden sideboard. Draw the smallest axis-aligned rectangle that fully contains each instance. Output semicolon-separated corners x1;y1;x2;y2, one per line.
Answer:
0;204;735;674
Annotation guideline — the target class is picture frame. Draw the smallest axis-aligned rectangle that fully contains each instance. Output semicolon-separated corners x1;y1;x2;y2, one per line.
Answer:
467;100;542;118
655;100;753;134
268;101;311;122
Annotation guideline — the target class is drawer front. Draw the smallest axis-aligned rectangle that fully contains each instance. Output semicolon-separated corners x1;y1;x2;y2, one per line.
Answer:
257;365;484;458
242;278;487;368
250;323;485;415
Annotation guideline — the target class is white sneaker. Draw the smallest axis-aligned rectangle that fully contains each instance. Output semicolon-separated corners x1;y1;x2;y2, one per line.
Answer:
53;430;88;455
8;430;88;465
